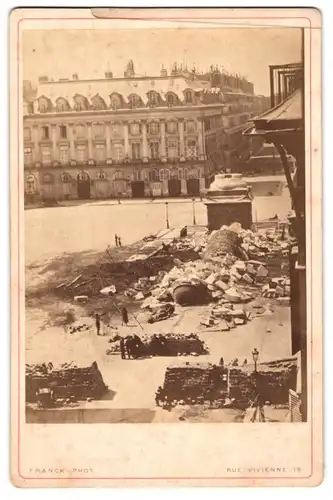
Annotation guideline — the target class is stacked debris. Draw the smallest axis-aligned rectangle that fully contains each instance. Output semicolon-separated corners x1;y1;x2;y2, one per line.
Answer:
26;361;107;406
201;304;251;330
156;362;229;408
157;358;298;410
106;333;208;357
262;277;291;300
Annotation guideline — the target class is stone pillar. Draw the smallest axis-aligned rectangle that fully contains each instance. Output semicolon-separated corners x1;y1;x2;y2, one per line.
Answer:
51;125;58;162
105;121;112;158
200;178;205;192
87;123;93;159
124;122;130;158
181;179;187;195
32;125;40;162
197;119;205;160
68;123;76;160
142;121;149;163
179;119;185;162
160;120;167;163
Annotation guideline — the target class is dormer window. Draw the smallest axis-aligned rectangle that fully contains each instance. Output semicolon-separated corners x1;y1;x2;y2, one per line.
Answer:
184;90;194;104
56;97;70;112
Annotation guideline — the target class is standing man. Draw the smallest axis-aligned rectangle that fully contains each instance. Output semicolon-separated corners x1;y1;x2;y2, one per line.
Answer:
121;306;129;326
115;234;119;247
118;236;122;247
119;337;126;359
95;313;101;336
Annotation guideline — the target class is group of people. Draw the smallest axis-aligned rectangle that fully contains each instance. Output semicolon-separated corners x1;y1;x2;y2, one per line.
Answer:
114;234;122;247
95;306;129;336
119;334;144;360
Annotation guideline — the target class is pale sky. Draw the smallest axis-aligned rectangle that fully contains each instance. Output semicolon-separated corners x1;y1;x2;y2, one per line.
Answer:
22;28;302;95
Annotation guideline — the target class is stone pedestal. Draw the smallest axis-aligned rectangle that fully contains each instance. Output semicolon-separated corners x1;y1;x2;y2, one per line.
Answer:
205;198;253;231
204;173;253;230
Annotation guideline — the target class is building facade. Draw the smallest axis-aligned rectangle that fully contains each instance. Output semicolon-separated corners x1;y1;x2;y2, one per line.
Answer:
23;61;268;201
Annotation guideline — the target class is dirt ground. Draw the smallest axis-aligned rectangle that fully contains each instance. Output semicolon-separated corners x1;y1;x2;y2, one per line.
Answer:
25;193;292;423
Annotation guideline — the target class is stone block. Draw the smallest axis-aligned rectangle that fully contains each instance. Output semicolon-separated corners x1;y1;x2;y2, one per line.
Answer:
256;265;268;278
242;273;253;284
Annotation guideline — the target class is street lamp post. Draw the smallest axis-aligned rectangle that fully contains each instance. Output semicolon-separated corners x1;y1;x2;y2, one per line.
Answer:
250;347;265;422
192;197;196;225
165;202;169;229
252;348;259;373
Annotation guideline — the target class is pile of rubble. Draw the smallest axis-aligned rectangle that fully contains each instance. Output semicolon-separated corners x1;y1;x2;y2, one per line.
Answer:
156;357;298;410
262;276;290;300
239;226;291;261
26;361;107;407
106;333;208;357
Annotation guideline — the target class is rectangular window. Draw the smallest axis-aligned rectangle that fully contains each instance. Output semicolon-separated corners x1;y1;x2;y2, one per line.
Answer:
77;145;87;163
60;125;67;139
95;144;106;162
184;120;195;133
185;140;198;159
24;128;31;141
130;123;141;135
131;142;141;159
41;126;50;140
148;122;159;134
41;147;51;165
111;123;123;136
24;147;32;165
93;123;105;139
76;125;85;138
149;141;159;159
111;143;124;162
59;147;69;165
166;121;178;134
167;139;179;159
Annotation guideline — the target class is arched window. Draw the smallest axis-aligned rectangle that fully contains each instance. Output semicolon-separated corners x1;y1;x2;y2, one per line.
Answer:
159;169;164;181
91;94;107;110
147;90;160;107
26;174;37;194
38;96;52;113
184;168;189;180
111;143;124;163
56;97;70;112
61;172;71;182
128;94;143;109
149;169;158;182
178;168;184;180
164;169;171;181
110;93;123;110
133;170;141;181
77;171;90;182
166;92;179;107
184;90;194;104
73;94;89;111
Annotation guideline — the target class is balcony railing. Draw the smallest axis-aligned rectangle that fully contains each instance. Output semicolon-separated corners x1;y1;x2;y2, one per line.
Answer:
269;62;303;108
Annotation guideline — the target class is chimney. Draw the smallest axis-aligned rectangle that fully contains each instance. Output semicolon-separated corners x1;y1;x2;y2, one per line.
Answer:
72;73;78;80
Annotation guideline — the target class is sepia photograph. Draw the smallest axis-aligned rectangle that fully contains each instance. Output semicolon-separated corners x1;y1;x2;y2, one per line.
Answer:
21;24;308;426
